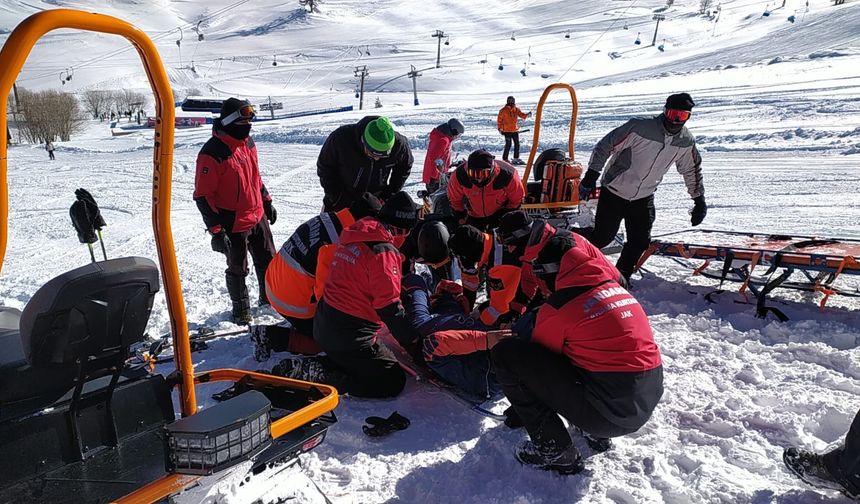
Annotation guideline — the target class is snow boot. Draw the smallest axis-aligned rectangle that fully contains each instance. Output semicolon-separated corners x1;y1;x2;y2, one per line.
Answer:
582;431;613;453
271;356;326;383
515;440;584;475
231;302;252;325
784;447;860;499
511;158;526;166
249;325;271;362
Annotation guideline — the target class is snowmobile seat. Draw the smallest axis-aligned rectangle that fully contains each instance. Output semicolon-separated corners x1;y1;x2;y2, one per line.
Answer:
0;256;159;409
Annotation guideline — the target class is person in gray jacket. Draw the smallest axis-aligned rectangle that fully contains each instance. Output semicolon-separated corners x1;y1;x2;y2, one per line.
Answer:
579;93;706;280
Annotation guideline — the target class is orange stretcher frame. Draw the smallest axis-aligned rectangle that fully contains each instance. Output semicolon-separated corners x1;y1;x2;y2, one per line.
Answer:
521;83;582;210
636;229;860;313
0;10;338;503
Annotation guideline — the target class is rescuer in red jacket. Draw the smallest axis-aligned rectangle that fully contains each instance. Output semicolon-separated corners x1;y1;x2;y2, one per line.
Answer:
422;118;465;193
249;193;383;362
447;149;525;230
491;231;663;475
194;98;277;324
271;191;422;399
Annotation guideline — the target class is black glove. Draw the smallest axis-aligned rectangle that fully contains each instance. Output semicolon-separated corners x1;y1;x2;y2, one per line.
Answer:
579;170;600;201
74;188;106;230
211;231;231;255
263;200;277;225
691;195;707;226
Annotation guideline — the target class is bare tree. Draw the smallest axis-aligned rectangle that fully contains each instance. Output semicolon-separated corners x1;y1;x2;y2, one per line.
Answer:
112;88;148;119
81;89;112;120
16;88;87;143
699;0;713;14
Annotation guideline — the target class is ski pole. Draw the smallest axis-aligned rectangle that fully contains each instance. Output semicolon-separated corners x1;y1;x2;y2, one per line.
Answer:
97;229;107;261
86;243;96;263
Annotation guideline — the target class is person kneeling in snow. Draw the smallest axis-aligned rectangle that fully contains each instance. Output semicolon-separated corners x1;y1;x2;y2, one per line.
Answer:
249;193;383;362
784;407;860;499
491;231;663;475
271;191;422;399
401;274;511;399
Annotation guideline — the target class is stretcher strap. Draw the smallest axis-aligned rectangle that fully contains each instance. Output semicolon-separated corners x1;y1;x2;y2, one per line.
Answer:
692;259;711;276
717;250;735;290
738;252;762;302
814;255;860;309
755;268;792;322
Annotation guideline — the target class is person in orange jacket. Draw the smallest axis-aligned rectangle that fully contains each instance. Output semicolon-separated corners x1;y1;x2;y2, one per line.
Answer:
249;193;383;362
447;149;525;231
497;95;531;164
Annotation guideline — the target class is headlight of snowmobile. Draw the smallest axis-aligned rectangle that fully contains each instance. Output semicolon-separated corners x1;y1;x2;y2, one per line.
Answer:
165;390;272;475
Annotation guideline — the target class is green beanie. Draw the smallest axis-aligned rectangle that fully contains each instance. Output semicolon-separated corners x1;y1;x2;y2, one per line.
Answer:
363;117;395;154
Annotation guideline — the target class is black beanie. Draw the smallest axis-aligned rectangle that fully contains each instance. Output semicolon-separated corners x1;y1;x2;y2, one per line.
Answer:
665;93;695;111
448;225;484;266
418;221;450;264
467;149;495;171
220;97;249;119
497;210;534;244
378;191;418;230
535;231;575;268
348;192;382;220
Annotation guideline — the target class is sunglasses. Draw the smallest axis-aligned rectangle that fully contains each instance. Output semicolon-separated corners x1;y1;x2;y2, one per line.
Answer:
362;137;392;159
222;104;256;126
665;108;691;123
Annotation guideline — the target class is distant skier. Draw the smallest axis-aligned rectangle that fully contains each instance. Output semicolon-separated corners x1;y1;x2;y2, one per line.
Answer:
250;193;383;362
497;96;530;164
579;92;706;282
272;192;422;399
784;407;860;499
317;115;413;211
423;118;465;194
492;232;663;475
446;149;525;230
193;98;277;324
46;140;55;160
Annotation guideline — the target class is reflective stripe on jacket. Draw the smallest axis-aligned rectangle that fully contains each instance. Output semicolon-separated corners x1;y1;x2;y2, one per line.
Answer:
265;208;355;318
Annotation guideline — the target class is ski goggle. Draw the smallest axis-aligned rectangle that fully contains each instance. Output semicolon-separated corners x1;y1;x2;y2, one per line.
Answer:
467;167;492;182
422;255;451;269
221;104;256;126
665;108;691;123
362;136;392;159
496;226;532;246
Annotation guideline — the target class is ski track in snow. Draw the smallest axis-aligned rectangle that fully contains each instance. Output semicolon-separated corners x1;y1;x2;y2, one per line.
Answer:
2;0;860;503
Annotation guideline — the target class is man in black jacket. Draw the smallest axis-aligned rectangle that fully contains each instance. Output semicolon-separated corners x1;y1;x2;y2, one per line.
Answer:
317;115;413;211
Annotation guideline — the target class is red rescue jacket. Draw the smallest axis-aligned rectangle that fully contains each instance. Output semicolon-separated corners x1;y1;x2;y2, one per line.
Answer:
321;217;403;323
447;160;525;219
194;132;269;234
265;208;355;319
422;126;453;185
531;234;663;429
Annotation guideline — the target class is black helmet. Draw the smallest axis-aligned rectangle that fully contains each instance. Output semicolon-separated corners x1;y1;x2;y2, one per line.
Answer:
506;96;515;105
447;118;465;137
497;210;533;246
533;231;575;292
417;220;450;265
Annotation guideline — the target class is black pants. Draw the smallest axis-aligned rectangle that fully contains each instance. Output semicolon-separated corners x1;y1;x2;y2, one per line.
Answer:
588;189;655;279
502;132;520;161
225;219;276;310
265;317;321;355
824;407;860;494
48;151;55;160
491;338;632;448
303;344;405;399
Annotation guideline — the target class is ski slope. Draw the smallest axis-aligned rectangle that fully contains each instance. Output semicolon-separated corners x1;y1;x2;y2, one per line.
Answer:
2;0;860;503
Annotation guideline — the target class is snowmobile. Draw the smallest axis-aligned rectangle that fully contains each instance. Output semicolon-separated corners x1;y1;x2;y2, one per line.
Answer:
0;10;338;503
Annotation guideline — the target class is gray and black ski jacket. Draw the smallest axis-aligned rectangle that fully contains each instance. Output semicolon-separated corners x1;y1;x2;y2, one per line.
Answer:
587;115;703;201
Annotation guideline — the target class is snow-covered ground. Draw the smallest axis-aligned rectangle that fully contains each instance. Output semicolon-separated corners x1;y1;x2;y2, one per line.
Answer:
1;0;859;503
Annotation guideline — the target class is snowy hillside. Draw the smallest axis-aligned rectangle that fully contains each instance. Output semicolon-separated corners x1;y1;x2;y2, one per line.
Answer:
2;0;860;503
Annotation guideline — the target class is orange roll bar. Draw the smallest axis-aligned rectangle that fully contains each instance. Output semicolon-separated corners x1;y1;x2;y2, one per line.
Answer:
521;83;578;183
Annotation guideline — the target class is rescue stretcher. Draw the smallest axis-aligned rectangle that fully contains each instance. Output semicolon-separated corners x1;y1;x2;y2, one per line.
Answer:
635;229;860;320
